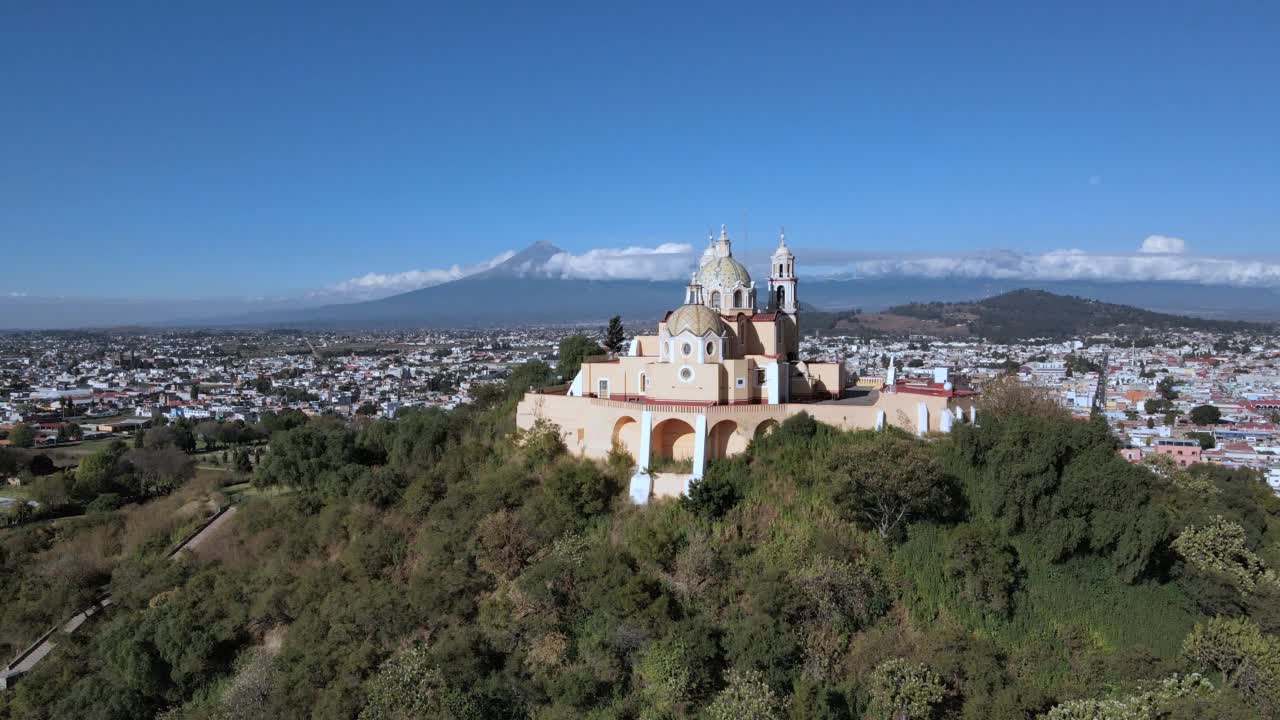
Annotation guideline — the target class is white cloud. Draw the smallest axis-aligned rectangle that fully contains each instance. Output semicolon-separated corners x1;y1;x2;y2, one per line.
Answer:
323;250;517;300
4;292;27;298
319;234;1280;301
1139;234;1187;254
541;243;696;280
811;246;1280;287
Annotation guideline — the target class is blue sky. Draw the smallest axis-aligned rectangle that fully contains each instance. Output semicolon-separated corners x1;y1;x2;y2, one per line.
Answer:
2;1;1278;301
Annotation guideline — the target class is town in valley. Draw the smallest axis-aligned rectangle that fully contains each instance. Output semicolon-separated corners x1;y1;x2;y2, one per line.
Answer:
4;318;1278;509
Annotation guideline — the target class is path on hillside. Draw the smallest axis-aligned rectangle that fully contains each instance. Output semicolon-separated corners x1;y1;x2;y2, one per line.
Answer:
1;505;236;689
171;506;238;557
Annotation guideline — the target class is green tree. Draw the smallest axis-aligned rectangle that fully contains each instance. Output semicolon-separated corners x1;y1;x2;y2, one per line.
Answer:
945;522;1022;617
604;315;626;354
1183;617;1280;713
74;443;126;497
635;639;698;714
8;422;36;448
1041;674;1216;720
234;448;253;474
1156;376;1179;401
868;659;946;720
1172;516;1270;593
957;415;1173;583
828;432;952;540
556;333;603;381
1187;431;1216;450
146;423;196;453
1189;404;1222;426
195;419;222;450
703;670;786;720
124;446;195;496
56;424;71;443
682;460;741;520
32;471;72;507
358;645;483;720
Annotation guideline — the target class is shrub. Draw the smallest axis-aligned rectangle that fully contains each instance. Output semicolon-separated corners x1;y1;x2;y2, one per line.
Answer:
868;658;946;720
945;522;1022;618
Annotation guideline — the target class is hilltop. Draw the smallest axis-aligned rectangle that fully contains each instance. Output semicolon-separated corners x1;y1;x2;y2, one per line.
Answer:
4;370;1277;718
809;289;1274;342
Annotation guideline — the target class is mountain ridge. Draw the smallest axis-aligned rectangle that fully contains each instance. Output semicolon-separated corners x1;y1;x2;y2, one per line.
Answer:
806;289;1274;342
7;242;1280;329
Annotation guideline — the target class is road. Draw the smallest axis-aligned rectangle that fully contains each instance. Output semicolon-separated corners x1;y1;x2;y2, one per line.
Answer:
2;505;236;689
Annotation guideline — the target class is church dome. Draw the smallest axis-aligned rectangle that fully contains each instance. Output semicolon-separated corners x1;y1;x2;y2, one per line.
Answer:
696;255;752;290
667;303;726;336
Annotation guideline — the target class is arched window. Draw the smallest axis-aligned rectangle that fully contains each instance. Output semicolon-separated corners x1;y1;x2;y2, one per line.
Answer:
710;291;721;309
734;289;743;308
775;286;786;308
705;340;715;356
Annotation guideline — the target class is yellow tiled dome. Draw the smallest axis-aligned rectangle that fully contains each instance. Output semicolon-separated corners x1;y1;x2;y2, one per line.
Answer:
696;256;752;290
667;303;726;336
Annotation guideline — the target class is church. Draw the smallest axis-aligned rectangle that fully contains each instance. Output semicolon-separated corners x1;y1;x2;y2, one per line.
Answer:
516;226;977;503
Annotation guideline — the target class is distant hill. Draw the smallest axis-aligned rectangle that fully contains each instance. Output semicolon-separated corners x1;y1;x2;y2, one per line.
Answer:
800;277;1280;323
809;289;1274;342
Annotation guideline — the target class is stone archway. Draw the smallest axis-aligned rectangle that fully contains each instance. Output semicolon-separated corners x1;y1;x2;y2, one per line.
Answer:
612;415;639;459
652;418;696;461
753;418;779;440
708;419;747;459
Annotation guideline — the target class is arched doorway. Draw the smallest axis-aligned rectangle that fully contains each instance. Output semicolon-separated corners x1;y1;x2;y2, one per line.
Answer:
652;418;696;462
708;420;747;459
612;416;639;459
754;419;779;440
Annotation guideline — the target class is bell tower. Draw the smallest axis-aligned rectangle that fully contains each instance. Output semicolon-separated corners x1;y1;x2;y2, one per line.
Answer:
768;228;797;314
769;228;799;360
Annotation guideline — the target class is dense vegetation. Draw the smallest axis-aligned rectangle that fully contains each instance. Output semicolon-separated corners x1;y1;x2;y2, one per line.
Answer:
2;413;276;528
2;362;1278;719
888;290;1271;342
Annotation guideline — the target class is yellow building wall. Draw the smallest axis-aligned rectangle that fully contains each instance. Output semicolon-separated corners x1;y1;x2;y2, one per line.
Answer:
516;390;978;466
632;335;660;357
741;320;779;357
646;362;722;403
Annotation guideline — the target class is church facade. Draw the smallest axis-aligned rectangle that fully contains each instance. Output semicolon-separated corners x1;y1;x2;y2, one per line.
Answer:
516;226;977;503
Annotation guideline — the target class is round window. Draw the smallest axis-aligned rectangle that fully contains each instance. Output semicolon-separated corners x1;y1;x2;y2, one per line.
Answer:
705;341;715;356
681;342;693;356
679;366;694;383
